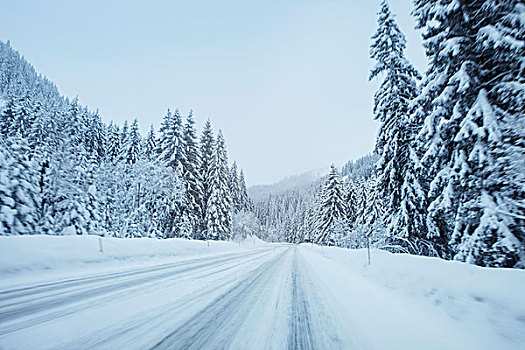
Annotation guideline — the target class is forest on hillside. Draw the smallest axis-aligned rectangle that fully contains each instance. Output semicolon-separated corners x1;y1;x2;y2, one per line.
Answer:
0;40;252;241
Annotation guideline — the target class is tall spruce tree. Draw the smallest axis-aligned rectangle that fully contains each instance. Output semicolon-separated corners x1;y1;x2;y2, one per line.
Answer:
157;109;186;169
182;111;204;238
143;124;156;161
370;0;422;245
84;111;106;163
106;123;121;164
205;130;232;240
199;119;215;239
119;120;129;162
315;165;348;246
126;119;141;165
229;161;242;212
413;0;524;266
238;169;251;211
0;139;40;235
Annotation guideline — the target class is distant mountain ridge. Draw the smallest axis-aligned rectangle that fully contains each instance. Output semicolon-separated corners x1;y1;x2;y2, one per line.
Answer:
248;168;327;202
249;153;378;203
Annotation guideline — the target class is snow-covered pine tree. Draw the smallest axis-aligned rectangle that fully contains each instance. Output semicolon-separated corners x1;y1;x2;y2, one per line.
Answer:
94;160;123;235
182;111;204;238
205;130;232;240
229;161;242;212
66;97;86;148
354;177;369;226
84;111;106;163
363;175;386;248
27;101;49;157
315;165;348;246
119;120;129;162
238;169;252;211
143;124;157;161
84;152;102;235
344;179;358;230
0;139;40;235
126;118;141;165
199;119;215;239
157;109;186;169
106;122;121;164
304;184;323;243
370;0;422;244
392;146;431;253
166;164;192;239
413;0;524;266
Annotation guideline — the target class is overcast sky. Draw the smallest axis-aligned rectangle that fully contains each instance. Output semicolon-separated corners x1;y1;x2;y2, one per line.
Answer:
1;0;426;185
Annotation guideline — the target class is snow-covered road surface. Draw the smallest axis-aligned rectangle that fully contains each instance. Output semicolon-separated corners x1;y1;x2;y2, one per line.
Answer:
0;246;359;349
1;240;524;350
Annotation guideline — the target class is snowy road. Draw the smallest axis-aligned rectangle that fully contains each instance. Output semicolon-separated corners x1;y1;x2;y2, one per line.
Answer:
1;243;523;350
0;246;357;349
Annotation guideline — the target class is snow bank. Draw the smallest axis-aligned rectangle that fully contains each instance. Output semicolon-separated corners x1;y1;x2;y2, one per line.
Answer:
302;244;525;349
0;235;266;288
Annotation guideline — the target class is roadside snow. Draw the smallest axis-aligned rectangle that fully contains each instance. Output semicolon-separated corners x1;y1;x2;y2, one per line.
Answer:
300;244;525;349
0;235;265;289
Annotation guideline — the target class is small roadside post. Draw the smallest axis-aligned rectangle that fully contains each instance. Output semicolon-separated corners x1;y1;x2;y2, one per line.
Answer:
365;233;370;265
98;236;104;253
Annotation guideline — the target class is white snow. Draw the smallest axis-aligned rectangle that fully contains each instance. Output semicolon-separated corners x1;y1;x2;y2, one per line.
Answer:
301;244;525;349
0;235;265;289
0;236;523;349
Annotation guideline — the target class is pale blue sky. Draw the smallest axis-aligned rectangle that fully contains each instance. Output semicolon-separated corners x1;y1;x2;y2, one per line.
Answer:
1;0;426;185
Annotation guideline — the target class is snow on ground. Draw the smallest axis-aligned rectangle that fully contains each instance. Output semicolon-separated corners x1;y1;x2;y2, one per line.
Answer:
0;235;265;289
0;236;524;350
300;244;525;349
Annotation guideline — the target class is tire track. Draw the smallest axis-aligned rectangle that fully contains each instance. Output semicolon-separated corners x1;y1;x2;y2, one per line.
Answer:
151;247;291;350
288;247;315;350
0;248;271;302
0;247;276;335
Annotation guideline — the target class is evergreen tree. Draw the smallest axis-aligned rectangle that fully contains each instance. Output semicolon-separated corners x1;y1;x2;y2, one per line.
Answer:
392;146;430;253
67;97;85;148
370;0;422;243
106;123;121;164
362;175;385;246
315;165;348;246
413;0;524;266
157;109;186;169
229;161;242;212
143;124;157;161
354;177;369;226
182;111;204;238
238;169;251;211
199;119;215;239
126;119;141;165
205;131;232;240
119;120;129;161
84;111;106;163
84;152;102;234
0;139;40;235
344;179;358;229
